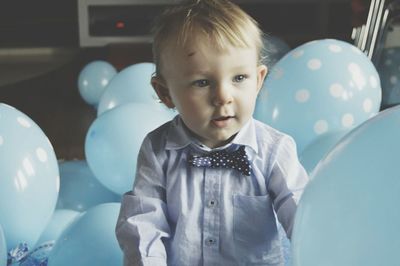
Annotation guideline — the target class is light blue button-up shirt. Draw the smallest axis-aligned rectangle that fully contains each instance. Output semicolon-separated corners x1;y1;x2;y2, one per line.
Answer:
116;116;309;266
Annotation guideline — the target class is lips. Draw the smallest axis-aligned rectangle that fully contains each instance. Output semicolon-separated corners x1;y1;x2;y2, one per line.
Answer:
213;116;232;121
211;116;234;127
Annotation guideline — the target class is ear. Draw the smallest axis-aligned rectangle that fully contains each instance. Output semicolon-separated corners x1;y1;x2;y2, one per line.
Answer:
256;64;268;93
151;76;175;109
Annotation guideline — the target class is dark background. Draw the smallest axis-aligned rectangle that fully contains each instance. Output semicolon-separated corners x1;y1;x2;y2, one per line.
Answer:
0;0;359;48
0;0;368;160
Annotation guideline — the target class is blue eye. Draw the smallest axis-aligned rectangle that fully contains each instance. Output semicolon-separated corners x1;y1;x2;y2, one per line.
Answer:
233;75;247;82
193;79;209;87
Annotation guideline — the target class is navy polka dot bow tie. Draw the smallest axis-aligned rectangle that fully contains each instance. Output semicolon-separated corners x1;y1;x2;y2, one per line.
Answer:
188;146;251;176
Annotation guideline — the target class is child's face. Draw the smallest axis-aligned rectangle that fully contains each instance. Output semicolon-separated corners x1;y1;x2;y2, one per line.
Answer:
153;38;267;148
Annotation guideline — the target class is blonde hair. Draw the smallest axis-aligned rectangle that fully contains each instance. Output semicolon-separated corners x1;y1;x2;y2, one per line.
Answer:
151;0;265;76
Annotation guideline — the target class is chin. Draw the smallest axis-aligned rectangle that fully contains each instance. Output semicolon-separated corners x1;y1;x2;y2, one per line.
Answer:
215;133;237;145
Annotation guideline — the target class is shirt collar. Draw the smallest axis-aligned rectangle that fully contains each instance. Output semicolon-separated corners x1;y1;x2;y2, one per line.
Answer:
165;115;193;150
165;115;259;154
230;118;258;154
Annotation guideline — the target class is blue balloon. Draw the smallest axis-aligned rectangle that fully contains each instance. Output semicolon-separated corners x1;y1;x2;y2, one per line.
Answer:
77;60;117;106
292;105;400;266
299;130;349;174
377;47;400;108
0;103;59;251
85;103;174;195
97;62;168;116
36;209;80;245
0;224;6;266
47;203;123;266
56;160;120;211
255;39;382;153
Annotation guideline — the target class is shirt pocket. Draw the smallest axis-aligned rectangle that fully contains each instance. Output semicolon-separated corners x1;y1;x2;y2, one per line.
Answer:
233;194;283;265
233;194;276;243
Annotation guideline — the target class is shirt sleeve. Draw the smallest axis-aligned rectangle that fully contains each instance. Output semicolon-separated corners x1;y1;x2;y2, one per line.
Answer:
267;135;309;239
115;136;171;266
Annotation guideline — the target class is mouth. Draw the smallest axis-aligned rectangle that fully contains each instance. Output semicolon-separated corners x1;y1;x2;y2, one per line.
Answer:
211;116;235;127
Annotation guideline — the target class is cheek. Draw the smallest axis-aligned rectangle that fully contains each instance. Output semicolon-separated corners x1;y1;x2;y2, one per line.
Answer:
172;93;204;116
238;85;259;103
179;91;208;105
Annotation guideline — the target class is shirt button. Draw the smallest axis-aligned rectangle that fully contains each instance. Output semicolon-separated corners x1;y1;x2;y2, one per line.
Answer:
208;199;218;207
205;237;216;246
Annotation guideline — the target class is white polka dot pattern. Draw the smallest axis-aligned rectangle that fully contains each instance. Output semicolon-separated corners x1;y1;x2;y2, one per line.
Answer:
292;50;304;58
307;59;322;70
329;83;344;98
295;89;310;103
314;120;328;135
363;98;373;113
329;44;342;53
369;76;378;88
342;113;354;127
36;147;48;162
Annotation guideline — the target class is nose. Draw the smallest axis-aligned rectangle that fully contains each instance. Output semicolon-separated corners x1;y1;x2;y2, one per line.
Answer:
212;82;233;106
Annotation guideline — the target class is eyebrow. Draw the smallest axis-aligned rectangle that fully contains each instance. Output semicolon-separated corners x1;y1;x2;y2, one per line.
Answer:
187;51;196;57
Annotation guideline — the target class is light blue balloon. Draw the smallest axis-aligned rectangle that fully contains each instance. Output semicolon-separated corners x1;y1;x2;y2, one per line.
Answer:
97;62;167;116
85;102;174;195
299;129;349;174
292;105;400;266
0;103;59;251
255;39;382;153
47;203;123;266
77;60;117;106
56;160;121;211
377;47;400;108
36;209;80;245
0;224;6;266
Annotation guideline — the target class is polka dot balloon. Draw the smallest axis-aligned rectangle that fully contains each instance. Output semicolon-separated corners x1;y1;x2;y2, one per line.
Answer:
0;103;59;251
255;39;382;153
377;47;400;108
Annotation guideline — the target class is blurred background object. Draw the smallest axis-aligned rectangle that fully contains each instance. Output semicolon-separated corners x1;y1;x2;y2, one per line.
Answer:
262;34;291;70
56;160;120;212
352;0;400;109
77;60;117;107
0;0;352;160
